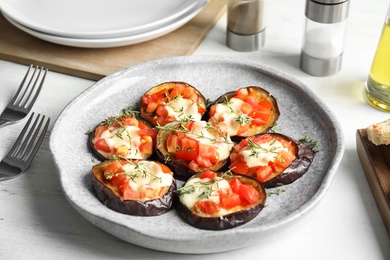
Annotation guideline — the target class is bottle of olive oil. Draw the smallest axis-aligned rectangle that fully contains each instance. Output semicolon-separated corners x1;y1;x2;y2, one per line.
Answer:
366;6;390;111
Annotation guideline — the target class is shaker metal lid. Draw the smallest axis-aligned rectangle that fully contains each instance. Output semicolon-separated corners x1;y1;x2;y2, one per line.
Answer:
305;0;350;23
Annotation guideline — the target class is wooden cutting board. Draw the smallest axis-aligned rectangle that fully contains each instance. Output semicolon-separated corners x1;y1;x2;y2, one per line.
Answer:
0;0;226;80
356;128;390;236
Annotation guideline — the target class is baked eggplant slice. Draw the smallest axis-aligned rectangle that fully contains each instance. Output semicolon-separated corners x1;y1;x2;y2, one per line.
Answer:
175;171;267;230
155;120;234;181
92;160;176;216
89;114;157;161
208;87;279;139
228;133;315;188
140;82;207;126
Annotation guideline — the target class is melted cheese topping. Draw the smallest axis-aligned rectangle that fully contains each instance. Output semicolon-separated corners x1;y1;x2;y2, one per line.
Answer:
240;140;288;168
98;125;143;159
164;96;202;121
186;121;234;160
179;176;231;216
212;98;244;136
121;161;173;192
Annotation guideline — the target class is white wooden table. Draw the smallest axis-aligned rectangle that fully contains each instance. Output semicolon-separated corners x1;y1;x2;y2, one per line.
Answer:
1;0;389;259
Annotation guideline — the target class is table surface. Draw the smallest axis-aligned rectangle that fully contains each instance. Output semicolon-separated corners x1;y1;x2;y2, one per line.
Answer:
1;0;389;259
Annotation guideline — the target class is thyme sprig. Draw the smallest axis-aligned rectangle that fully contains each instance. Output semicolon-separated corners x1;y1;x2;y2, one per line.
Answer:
222;95;252;125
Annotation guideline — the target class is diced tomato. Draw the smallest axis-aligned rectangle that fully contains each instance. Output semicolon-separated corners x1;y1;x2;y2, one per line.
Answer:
141;95;153;105
188;159;201;171
175;136;199;161
182;86;195;99
104;161;123;178
111;173;128;189
138;128;157;139
139;142;153;155
159;164;172;174
146;102;158;113
176;150;198;161
252;134;272;144
229;160;249;175
239;184;259;205
156;105;168;117
209;105;217;117
249;110;270;125
234;88;249;101
200;170;217;179
256;165;273;183
220;192;241;210
196;157;213;168
181;136;199;152
258;100;273;110
198;143;219;165
94;125;108;138
197;105;207;114
121;183;141;200
274;150;296;169
121;116;138;127
240;102;253;115
193;200;220;215
229;151;241;163
237;124;250;136
94;138;111;153
230;178;243;194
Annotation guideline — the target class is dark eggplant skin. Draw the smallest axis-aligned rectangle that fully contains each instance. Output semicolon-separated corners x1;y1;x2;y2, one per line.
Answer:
175;172;267;230
208;86;280;141
263;137;315;188
155;121;232;181
91;160;176;216
140;81;207;126
89;115;156;162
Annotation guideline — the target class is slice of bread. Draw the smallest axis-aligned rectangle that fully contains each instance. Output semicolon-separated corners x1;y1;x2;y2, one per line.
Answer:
367;119;390;145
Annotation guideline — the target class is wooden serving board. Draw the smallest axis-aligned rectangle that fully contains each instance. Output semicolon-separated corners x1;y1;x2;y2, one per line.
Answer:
356;128;390;236
0;0;226;80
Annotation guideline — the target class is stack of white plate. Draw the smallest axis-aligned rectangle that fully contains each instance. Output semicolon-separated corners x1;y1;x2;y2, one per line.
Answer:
0;0;208;48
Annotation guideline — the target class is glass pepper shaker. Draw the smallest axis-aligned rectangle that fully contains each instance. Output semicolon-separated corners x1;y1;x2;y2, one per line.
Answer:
300;0;350;77
226;0;266;52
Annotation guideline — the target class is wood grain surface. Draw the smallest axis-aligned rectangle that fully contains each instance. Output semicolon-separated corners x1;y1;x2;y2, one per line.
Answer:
356;128;390;236
0;0;226;80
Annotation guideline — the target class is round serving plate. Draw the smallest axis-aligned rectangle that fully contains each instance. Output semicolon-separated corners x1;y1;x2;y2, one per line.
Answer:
50;56;344;254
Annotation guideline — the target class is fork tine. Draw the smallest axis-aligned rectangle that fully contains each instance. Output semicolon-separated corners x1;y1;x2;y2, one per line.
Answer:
7;112;36;157
10;65;47;110
25;68;47;110
7;113;49;163
9;65;32;104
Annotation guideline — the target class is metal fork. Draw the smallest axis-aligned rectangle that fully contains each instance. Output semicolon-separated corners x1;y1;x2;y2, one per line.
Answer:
0;113;50;182
0;65;47;127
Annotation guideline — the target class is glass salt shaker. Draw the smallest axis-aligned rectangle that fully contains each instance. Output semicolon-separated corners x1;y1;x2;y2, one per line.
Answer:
300;0;350;77
226;0;266;52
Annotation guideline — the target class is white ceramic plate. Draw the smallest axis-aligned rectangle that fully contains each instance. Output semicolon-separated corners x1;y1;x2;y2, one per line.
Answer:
1;0;207;48
0;0;198;39
50;56;345;254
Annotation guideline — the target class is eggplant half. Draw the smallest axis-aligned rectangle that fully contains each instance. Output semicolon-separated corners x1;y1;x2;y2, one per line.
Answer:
155;121;234;181
228;133;315;188
175;171;267;230
140;81;207;126
89;114;157;161
92;160;176;216
208;86;280;140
